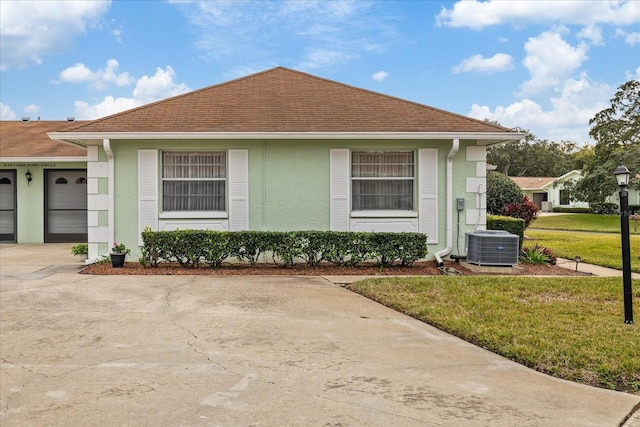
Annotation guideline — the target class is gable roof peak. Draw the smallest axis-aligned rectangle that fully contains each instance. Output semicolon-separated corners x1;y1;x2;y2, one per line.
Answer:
60;66;518;135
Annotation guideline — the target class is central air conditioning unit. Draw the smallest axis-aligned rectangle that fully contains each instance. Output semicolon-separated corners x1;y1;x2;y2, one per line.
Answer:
465;230;519;267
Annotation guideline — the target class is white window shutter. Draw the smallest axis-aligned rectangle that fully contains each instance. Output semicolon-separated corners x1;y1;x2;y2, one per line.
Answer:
419;148;438;243
330;149;350;231
138;149;158;245
228;149;249;231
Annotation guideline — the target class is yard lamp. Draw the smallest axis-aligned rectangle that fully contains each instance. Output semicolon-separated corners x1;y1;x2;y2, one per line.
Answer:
613;160;633;324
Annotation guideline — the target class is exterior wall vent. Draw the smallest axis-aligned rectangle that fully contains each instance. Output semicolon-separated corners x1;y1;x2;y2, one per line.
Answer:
465;230;519;267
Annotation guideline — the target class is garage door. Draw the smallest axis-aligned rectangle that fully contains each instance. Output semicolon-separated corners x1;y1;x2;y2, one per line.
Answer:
45;170;88;243
0;170;16;242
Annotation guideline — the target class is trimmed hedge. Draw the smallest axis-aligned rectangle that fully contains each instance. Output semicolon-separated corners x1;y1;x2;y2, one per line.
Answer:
590;202;619;215
552;207;591;213
140;229;429;269
487;215;525;246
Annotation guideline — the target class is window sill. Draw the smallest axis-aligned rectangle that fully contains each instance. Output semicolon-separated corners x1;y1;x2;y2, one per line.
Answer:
351;210;417;218
159;211;228;219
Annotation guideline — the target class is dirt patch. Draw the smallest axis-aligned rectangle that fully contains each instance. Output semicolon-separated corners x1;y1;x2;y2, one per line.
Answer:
81;260;587;276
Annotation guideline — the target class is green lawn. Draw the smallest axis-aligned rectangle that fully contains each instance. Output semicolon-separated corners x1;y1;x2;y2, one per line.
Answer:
349;276;640;392
532;213;639;234
525;229;640;273
525;213;640;273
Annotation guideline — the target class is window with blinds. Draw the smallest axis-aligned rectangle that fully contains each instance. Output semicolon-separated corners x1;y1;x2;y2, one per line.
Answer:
351;151;414;210
162;151;226;211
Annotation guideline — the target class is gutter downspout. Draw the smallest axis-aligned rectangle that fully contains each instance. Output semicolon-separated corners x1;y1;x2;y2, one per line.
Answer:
434;138;459;267
104;138;115;255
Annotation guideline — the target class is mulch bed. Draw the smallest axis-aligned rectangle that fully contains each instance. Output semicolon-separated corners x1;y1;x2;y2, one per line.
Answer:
81;260;588;276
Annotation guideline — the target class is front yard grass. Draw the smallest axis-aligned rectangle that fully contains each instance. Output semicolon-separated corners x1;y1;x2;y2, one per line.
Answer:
532;214;639;234
525;229;640;273
349;276;640;392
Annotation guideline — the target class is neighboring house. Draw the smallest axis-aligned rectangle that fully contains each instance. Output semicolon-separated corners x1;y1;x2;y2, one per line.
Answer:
0;120;88;244
510;170;587;211
49;67;523;262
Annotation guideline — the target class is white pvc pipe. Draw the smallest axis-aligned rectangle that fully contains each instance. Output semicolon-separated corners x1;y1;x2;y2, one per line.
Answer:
434;138;459;267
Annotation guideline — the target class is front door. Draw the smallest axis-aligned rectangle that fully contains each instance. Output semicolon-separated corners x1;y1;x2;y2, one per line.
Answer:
532;192;548;209
0;170;17;242
45;169;88;243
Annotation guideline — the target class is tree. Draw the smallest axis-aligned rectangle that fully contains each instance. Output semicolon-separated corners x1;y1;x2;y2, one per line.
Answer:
487;127;575;177
576;80;640;204
486;171;523;214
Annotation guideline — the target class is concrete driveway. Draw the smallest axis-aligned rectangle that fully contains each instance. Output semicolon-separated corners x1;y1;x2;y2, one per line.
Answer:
1;244;639;426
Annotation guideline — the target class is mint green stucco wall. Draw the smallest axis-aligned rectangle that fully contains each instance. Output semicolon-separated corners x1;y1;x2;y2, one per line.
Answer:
104;138;482;259
0;161;86;243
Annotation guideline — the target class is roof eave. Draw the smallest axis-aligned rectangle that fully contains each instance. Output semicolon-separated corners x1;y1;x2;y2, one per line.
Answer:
0;156;86;163
49;131;525;146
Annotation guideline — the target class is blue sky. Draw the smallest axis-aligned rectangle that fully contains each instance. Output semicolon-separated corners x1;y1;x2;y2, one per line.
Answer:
1;0;638;143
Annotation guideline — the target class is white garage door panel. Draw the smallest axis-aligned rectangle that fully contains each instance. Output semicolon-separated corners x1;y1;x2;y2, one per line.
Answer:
48;211;88;234
48;171;87;210
0;211;15;234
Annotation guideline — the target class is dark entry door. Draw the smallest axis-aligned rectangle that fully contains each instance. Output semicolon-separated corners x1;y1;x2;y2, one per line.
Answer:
0;170;17;242
45;169;88;243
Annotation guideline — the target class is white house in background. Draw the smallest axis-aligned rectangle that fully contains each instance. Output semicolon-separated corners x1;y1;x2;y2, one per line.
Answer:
510;170;587;211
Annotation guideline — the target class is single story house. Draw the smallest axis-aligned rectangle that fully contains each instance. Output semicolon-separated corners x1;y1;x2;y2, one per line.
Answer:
0;120;88;243
510;170;588;211
49;67;524;263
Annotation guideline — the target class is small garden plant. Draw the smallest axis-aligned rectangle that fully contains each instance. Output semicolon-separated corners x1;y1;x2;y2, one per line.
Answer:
111;242;131;255
71;243;88;257
519;244;557;265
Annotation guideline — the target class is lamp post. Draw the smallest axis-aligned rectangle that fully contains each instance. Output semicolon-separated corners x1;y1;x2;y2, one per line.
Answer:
613;161;633;324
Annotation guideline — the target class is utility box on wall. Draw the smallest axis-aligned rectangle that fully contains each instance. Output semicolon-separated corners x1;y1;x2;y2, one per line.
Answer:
465;230;519;267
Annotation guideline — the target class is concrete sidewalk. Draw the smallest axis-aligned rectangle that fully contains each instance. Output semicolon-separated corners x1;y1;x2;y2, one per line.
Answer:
555;257;640;278
1;244;639;426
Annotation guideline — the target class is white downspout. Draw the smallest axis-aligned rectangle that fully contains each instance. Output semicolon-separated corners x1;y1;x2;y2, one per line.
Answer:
103;138;115;254
434;138;459;267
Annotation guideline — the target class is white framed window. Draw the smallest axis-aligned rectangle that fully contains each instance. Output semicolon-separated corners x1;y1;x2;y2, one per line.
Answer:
351;151;415;211
162;151;226;211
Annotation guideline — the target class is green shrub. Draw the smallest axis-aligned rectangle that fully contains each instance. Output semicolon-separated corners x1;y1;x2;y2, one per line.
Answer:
487;171;523;215
139;230;429;269
590;202;619;215
487;215;525;247
71;243;88;256
552;207;591;213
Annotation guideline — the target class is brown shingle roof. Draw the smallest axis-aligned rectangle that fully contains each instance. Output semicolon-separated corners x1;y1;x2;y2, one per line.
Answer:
510;176;557;190
1;121;87;158
62;67;515;134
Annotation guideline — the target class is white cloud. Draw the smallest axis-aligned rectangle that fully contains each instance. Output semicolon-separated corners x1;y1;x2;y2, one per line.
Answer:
626;66;640;81
453;53;514;74
173;0;395;71
73;96;139;121
577;24;604;45
73;66;190;119
0;0;111;70
372;71;389;82
24;104;40;115
519;31;589;95
0;103;17;120
437;0;640;29
469;75;613;142
133;66;190;103
616;29;640;45
59;59;134;90
297;48;357;70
